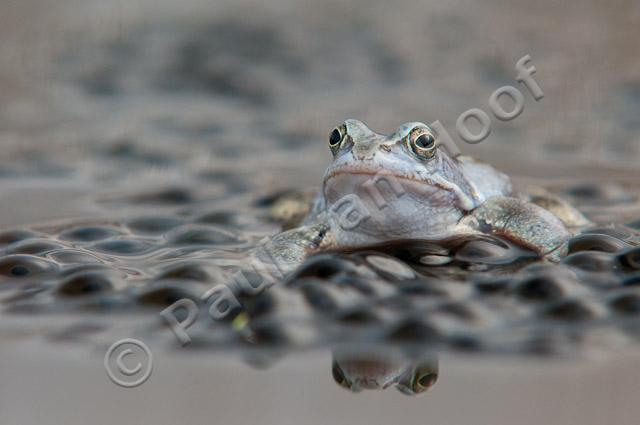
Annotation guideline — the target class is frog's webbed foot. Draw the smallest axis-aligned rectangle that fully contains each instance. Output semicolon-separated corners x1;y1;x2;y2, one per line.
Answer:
251;220;336;276
520;187;590;228
462;196;572;261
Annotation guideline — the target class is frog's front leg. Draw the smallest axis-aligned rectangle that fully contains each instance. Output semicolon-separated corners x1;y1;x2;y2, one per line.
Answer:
460;196;571;261
251;220;336;275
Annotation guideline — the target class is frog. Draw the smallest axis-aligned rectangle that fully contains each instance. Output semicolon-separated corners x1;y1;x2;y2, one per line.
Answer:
254;119;588;273
331;347;439;395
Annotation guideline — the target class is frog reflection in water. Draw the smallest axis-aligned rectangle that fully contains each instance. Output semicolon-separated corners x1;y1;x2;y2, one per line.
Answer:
261;119;587;270
331;346;438;395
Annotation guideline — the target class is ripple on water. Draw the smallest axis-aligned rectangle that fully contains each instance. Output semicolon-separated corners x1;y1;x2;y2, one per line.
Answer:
0;255;59;278
473;276;514;295
126;216;186;234
0;230;38;246
361;253;416;280
568;233;631;254
165;224;241;245
6;239;66;255
156;262;213;282
59;226;123;242
56;271;120;296
454;237;516;264
288;254;374;282
195;210;239;226
538;298;600;323
135;282;202;307
128;187;194;205
607;289;640;315
622;272;640;287
396;278;450;297
47;249;102;265
565;182;634;204
298;279;339;313
562;251;621;273
513;275;570;302
418;254;453;266
619;247;640;271
238;290;276;319
336;305;380;324
435;300;479;323
386;317;440;343
88;239;155;255
582;226;638;242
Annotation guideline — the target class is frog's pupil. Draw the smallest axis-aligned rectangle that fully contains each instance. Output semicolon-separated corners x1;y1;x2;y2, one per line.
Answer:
417;373;437;388
416;134;434;149
329;129;342;146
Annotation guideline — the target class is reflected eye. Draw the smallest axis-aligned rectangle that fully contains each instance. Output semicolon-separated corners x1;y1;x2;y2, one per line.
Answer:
407;127;437;160
396;360;439;395
329;124;346;154
414;372;438;391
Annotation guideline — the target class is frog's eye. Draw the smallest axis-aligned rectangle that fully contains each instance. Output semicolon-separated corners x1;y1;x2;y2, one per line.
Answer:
413;370;438;392
396;361;439;395
407;127;437;160
329;124;346;154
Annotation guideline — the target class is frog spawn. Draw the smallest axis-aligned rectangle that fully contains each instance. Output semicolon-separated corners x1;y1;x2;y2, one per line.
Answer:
0;185;639;355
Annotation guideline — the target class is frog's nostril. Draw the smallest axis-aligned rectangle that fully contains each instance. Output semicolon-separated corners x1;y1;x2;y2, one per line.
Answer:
353;138;376;151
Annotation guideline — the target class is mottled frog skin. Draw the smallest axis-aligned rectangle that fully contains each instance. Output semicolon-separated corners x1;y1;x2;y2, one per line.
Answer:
258;119;587;271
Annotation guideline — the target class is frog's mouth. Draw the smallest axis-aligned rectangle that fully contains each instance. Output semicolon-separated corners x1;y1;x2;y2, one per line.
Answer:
324;164;461;204
333;354;409;391
340;365;399;390
323;159;476;214
325;164;423;185
322;162;474;242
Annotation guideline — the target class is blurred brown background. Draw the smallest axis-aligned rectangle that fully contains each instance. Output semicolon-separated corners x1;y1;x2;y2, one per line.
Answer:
1;0;639;177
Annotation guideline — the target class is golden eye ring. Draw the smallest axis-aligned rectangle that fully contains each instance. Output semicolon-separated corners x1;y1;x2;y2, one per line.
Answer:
407;126;437;160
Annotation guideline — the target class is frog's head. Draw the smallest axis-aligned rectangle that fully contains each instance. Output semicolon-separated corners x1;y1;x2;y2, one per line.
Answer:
322;119;485;243
331;349;439;395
